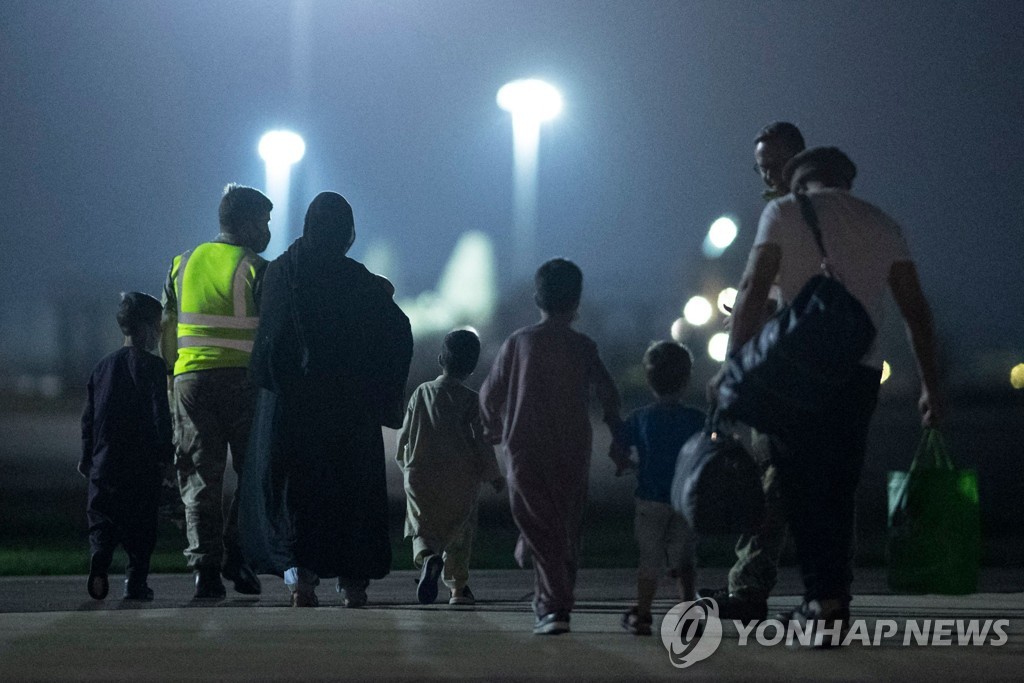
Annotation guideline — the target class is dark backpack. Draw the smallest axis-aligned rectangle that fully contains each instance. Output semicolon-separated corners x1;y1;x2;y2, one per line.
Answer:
717;193;876;437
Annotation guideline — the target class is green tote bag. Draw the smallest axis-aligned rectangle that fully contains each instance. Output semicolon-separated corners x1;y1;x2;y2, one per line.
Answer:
886;428;980;594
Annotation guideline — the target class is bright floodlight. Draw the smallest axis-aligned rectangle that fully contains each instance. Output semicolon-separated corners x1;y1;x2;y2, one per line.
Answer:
709;217;738;248
259;129;306;259
880;360;892;384
498;78;563;276
497;79;563;122
702;216;738;258
708;332;730;362
683;296;713;326
259;130;306;167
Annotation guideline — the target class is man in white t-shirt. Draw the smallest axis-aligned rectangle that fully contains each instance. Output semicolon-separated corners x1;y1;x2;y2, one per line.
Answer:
713;146;943;631
699;122;806;623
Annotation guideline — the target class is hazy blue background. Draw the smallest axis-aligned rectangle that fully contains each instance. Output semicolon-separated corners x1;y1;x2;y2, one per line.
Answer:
2;0;1022;385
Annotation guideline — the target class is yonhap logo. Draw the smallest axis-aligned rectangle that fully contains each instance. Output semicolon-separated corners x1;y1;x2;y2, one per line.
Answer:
660;598;723;668
660;598;1009;667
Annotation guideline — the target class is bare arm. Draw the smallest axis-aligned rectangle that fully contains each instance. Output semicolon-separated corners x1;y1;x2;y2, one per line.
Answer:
888;260;943;426
727;243;782;355
707;243;781;402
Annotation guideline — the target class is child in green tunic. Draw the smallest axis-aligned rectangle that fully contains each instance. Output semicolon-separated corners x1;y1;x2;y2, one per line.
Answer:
396;329;505;605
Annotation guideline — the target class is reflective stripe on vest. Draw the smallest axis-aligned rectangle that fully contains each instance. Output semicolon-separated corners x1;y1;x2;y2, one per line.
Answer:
178;336;254;353
173;243;259;373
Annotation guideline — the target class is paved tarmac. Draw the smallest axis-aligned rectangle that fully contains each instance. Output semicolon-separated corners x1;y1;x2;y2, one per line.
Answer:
0;567;1021;681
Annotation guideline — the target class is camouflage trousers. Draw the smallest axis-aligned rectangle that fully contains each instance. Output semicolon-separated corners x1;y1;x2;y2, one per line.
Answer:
172;368;257;570
727;430;788;599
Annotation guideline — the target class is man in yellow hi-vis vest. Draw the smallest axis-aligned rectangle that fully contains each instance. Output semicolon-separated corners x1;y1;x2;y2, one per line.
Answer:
160;184;272;599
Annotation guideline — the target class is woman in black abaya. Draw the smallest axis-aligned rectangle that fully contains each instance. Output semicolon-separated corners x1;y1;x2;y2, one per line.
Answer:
240;192;413;607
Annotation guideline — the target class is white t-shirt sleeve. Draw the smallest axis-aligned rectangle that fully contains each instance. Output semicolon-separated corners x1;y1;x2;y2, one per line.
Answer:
753;199;784;248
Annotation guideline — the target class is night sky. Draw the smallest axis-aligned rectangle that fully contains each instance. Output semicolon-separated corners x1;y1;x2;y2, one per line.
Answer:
2;1;1022;378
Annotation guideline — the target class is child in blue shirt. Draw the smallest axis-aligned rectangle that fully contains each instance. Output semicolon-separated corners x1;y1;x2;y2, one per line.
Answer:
610;341;705;635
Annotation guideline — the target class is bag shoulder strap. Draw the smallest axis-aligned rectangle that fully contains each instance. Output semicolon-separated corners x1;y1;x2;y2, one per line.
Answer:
794;192;835;278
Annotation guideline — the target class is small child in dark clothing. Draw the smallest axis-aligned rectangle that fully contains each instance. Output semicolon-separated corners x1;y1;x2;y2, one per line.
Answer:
79;292;173;600
610;341;705;635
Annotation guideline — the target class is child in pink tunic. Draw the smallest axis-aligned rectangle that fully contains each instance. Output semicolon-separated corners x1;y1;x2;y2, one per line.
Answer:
479;258;620;635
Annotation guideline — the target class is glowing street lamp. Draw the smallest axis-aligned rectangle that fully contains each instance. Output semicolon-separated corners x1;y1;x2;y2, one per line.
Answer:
497;79;563;122
702;216;739;258
497;79;562;276
880;360;892;384
683;295;713;326
717;287;738;315
708;332;729;362
670;317;687;342
259;130;306;258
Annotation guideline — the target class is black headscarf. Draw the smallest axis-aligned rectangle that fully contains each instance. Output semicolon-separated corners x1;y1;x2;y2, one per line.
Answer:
250;191;412;427
301;191;355;253
281;191;355;279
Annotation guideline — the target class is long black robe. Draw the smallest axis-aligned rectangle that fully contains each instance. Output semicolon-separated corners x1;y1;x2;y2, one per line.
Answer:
240;193;413;580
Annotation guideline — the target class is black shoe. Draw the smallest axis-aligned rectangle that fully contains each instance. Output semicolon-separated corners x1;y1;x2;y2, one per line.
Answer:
621;607;653;636
339;582;368;608
780;600;850;649
222;562;262;595
533;612;571;635
124;581;155;601
87;553;109;600
193;568;226;599
291;589;319;608
711;593;768;623
696;586;728;601
775;599;850;625
417;554;443;605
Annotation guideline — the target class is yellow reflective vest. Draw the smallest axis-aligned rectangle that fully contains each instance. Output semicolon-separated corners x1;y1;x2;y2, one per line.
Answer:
168;242;262;375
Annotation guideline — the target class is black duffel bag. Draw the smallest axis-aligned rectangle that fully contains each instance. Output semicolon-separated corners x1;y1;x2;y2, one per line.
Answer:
671;412;765;535
717;193;876;437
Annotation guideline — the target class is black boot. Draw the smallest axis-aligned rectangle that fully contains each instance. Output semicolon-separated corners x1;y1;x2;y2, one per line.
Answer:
124;564;154;600
193;567;226;599
87;552;110;600
124;579;155;601
222;549;262;595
